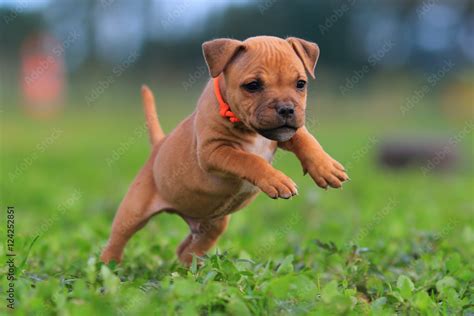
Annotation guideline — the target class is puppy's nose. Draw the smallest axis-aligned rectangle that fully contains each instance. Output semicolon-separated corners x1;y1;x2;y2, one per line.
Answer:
276;104;295;118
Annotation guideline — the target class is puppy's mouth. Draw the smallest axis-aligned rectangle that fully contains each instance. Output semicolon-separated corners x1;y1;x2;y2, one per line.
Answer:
256;125;297;142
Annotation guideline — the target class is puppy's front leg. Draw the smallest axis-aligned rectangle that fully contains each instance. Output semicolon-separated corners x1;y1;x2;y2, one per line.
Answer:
279;127;349;189
202;145;298;199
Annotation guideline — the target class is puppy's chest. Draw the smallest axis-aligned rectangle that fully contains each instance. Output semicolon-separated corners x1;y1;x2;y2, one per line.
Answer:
242;136;277;162
204;136;276;218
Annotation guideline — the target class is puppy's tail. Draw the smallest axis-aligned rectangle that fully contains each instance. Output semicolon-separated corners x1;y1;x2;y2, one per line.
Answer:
141;85;165;146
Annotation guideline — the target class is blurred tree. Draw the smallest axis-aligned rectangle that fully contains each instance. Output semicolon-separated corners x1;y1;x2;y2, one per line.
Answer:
0;9;44;59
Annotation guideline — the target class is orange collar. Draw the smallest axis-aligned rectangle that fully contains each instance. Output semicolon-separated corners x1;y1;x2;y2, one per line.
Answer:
213;78;240;123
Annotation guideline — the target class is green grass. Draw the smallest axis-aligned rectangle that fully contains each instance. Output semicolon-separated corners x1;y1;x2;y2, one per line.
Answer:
1;95;473;315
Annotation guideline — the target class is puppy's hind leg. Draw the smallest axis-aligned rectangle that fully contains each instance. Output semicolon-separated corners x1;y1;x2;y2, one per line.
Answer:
101;149;168;264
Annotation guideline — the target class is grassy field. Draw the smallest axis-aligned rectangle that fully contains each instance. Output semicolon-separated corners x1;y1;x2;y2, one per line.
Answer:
1;89;473;315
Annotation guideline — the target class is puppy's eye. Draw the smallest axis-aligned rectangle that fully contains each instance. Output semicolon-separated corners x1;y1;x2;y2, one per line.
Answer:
242;81;262;92
296;80;307;90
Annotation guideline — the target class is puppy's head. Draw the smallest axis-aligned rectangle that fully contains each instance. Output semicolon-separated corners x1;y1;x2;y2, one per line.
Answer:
202;36;319;142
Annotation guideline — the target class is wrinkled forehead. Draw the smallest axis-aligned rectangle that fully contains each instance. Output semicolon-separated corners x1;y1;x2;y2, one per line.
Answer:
227;39;306;81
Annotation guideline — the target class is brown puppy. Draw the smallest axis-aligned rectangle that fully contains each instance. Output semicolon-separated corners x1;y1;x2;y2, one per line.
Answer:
101;36;348;266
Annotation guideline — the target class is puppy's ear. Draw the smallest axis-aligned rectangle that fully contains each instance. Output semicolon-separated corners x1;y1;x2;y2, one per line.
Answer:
202;39;244;78
287;37;320;79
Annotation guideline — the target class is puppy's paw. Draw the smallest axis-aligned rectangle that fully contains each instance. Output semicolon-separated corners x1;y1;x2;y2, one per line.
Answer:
256;171;298;199
305;154;349;189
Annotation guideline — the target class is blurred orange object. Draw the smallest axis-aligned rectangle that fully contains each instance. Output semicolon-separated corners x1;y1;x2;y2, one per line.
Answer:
20;33;65;118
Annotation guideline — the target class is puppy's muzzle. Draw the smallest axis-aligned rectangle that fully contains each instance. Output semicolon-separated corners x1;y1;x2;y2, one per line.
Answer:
255;103;299;142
